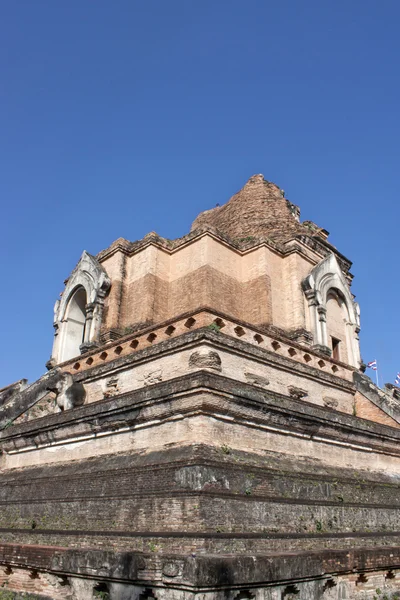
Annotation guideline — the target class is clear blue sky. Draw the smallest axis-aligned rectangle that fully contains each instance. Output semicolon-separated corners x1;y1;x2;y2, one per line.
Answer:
1;0;399;389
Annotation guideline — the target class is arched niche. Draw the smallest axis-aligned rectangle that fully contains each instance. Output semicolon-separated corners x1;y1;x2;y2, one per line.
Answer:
302;254;361;368
50;251;111;365
325;289;349;363
58;287;87;362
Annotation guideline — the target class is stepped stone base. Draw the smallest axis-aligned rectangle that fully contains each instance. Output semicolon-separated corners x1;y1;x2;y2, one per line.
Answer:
1;369;400;598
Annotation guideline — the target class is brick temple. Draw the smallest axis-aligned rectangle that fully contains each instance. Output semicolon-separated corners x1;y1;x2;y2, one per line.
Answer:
1;174;400;599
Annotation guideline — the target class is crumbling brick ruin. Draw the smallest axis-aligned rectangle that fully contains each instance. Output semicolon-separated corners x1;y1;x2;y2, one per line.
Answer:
1;174;400;599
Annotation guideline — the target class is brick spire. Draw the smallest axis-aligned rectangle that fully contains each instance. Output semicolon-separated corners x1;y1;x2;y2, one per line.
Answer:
191;174;303;243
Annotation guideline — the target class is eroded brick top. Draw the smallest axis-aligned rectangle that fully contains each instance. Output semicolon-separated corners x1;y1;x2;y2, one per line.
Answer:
191;174;324;244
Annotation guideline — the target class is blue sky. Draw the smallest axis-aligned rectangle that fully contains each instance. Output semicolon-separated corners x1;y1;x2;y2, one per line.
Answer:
0;0;399;388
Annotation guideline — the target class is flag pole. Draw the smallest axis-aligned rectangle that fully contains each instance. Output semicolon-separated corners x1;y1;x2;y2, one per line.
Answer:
376;361;380;388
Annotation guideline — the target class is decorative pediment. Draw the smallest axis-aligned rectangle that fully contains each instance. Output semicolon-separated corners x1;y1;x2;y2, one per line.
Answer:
302;254;361;368
302;254;359;327
54;251;111;324
50;252;111;364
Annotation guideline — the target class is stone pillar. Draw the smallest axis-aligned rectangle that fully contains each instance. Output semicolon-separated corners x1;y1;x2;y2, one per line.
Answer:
47;322;61;369
354;325;361;366
314;306;332;357
83;303;95;343
91;290;107;342
304;290;319;345
69;577;95;600
345;321;361;369
317;306;328;347
79;302;98;354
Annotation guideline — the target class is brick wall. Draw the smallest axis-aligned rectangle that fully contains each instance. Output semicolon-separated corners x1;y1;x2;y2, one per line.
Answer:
355;390;400;428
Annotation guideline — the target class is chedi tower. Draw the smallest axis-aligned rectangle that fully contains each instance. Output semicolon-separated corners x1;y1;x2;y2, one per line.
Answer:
1;175;400;600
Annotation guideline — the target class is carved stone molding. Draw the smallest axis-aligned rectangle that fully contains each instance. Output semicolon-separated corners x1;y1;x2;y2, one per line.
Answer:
189;349;222;371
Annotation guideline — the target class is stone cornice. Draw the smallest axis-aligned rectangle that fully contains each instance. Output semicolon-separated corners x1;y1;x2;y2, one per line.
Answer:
0;542;400;589
96;229;283;262
96;228;353;280
2;371;399;458
59;308;355;383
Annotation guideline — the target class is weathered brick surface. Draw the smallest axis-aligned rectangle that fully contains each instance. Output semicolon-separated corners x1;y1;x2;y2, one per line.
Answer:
355;390;400;427
2;371;399;468
1;442;400;558
1;371;398;594
101;245;276;334
1;540;400;599
96;176;352;339
191;174;306;243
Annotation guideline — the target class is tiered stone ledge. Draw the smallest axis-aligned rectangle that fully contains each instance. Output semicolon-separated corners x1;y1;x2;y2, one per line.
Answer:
58;308;353;382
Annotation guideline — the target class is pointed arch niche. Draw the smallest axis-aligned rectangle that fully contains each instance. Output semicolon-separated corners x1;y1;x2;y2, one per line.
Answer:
51;252;111;364
302;254;361;368
60;286;87;361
